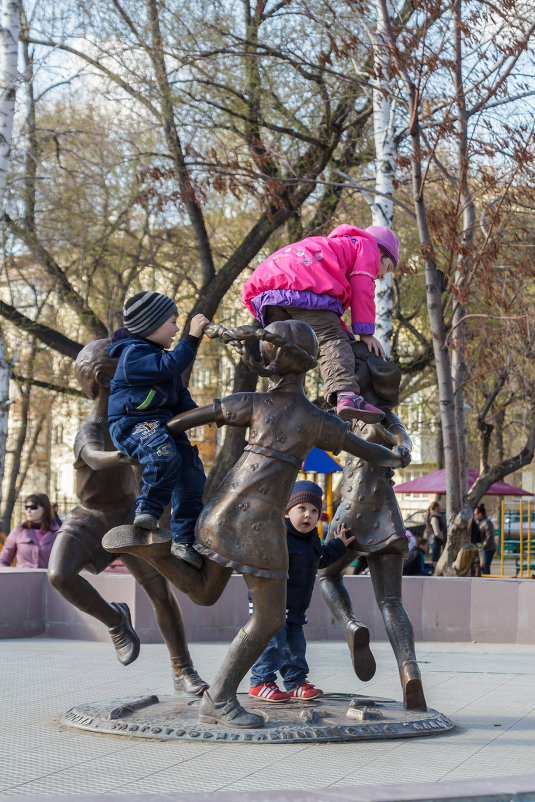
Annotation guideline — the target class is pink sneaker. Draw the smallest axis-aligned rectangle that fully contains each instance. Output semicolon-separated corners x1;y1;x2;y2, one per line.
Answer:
289;681;323;700
249;682;290;703
336;393;384;423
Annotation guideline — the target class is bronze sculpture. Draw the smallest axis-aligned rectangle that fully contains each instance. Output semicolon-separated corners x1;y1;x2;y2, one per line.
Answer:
104;320;410;729
48;339;207;695
318;341;427;710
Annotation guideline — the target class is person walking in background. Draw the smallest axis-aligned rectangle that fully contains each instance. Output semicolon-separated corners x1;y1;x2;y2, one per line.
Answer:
474;504;496;575
0;493;59;568
242;224;399;423
426;501;446;564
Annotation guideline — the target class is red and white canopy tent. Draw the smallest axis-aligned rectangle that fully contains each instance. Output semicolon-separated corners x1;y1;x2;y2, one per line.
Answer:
393;468;533;497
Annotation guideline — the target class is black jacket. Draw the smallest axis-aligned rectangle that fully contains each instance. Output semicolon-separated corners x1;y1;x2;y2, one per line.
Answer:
285;519;346;625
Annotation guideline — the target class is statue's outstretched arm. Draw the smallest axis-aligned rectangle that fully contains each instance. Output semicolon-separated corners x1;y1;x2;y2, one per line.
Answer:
167;402;220;435
79;444;135;470
341;428;411;469
373;411;412;452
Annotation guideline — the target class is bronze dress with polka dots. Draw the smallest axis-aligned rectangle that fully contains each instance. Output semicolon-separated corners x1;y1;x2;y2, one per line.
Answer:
194;390;348;579
329;412;408;556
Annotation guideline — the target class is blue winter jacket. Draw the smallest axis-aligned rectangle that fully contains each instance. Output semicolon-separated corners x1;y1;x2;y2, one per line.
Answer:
107;332;199;430
285;519;346;625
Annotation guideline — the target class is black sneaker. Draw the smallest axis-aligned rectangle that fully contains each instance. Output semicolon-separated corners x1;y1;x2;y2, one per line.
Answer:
171;542;203;569
134;512;159;529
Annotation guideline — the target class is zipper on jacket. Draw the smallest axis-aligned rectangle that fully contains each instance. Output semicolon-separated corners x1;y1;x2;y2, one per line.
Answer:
136;389;156;410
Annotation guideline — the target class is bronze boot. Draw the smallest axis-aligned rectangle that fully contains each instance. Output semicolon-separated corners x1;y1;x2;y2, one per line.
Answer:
346;621;376;682
108;602;140;666
400;660;427;710
198;691;264;729
171;659;209;696
102;525;172;559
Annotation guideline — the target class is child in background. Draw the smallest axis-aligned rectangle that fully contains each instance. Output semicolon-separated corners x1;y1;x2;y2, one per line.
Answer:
249;480;355;702
242;225;399;423
107;291;209;569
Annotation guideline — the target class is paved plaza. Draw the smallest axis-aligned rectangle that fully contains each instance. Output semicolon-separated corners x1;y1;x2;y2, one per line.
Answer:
1;637;535;799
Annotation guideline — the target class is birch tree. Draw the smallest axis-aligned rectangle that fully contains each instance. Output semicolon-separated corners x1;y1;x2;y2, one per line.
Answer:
368;0;397;356
0;0;20;508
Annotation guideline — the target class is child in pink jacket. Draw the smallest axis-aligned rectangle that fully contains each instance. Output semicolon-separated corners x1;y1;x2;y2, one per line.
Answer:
242;224;399;422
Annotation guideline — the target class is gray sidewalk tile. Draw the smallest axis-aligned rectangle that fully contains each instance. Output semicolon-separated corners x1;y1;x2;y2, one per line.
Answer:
1;638;535;797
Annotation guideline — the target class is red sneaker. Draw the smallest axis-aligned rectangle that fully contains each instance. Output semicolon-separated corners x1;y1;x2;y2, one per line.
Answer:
249;682;290;703
289;681;323;700
336;393;384;423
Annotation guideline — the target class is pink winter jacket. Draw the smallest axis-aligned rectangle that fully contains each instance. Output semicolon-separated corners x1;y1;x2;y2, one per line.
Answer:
242;225;381;335
0;522;59;568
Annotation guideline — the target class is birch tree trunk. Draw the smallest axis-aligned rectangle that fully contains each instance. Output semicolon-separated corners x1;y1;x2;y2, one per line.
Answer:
0;0;20;518
370;0;396;357
379;0;462;529
0;334;11;514
451;0;472;506
0;0;19;211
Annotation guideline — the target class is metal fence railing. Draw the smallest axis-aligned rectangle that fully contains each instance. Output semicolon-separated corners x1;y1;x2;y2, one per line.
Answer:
492;498;535;578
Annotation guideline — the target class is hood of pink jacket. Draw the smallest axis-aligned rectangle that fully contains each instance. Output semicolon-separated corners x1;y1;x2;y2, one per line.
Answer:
243;226;380;315
327;224;372;240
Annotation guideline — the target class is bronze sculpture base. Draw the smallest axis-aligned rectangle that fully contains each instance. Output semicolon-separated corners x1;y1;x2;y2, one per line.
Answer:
62;693;453;743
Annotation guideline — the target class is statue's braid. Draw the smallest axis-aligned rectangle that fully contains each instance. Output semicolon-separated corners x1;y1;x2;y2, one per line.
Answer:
204;323;316;375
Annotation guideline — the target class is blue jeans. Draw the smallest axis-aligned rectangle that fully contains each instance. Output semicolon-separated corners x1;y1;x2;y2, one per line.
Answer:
431;538;443;563
250;622;309;691
482;549;495;575
110;417;205;545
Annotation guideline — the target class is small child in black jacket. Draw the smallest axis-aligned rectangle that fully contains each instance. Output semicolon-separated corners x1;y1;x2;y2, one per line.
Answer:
249;480;354;701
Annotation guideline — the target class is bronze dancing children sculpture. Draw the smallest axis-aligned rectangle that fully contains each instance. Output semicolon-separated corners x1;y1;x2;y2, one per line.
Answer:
104;320;410;729
48;339;208;695
318;341;427;710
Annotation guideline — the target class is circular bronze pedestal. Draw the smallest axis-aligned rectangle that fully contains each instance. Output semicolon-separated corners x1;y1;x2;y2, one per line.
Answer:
62;693;453;743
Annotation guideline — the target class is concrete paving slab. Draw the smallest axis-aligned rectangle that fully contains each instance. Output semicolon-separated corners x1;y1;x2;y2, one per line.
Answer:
0;638;534;799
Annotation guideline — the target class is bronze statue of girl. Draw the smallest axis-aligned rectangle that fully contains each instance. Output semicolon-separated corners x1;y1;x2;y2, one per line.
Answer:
104;320;410;728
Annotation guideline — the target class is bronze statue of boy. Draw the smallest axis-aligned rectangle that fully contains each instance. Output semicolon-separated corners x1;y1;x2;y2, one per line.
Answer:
48;339;207;695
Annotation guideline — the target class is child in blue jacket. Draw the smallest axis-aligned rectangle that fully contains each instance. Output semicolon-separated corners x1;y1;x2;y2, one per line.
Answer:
249;480;354;701
107;291;209;569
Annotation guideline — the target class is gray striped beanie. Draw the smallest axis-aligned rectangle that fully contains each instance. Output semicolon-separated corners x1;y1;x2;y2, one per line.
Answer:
123;292;177;338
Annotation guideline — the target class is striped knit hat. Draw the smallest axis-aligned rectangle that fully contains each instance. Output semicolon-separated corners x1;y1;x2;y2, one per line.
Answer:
286;480;323;514
123;292;177;338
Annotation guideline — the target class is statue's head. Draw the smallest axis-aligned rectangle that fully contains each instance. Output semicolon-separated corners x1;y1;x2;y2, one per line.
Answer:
351;340;401;410
75;339;117;399
260;320;318;376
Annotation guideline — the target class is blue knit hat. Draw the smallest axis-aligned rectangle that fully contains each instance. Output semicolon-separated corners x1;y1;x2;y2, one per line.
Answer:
286;480;323;514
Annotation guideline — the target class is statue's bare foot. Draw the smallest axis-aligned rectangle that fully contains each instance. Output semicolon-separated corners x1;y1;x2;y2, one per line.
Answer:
198;692;264;728
347;621;376;681
172;661;209;696
102;525;172;559
401;660;427;710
